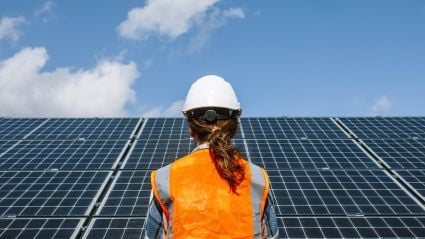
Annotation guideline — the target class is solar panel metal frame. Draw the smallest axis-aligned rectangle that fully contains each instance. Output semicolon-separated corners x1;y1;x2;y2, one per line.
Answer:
0;218;85;239
0;139;131;170
393;170;425;202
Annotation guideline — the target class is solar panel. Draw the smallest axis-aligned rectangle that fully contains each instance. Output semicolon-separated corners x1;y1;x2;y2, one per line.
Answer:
246;139;379;170
240;117;348;139
268;170;425;216
25;118;141;140
339;117;425;139
0;118;46;139
277;216;425;238
362;139;425;169
82;217;145;239
1;116;425;239
0;218;84;239
0;171;111;217
122;139;246;169
395;170;425;200
0;140;129;170
97;171;150;216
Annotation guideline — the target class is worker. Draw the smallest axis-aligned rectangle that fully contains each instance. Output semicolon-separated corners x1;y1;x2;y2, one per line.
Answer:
145;75;278;239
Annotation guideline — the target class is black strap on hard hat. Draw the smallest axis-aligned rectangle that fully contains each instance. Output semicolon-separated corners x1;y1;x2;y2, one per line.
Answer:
185;108;240;123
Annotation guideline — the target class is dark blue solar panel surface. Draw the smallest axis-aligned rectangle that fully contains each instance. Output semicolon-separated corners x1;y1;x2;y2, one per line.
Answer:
83;218;145;239
0;171;110;217
269;170;425;216
0;140;129;170
246;139;378;170
339;117;425;139
241;117;348;139
362;139;425;169
97;171;150;216
25;118;141;140
0;118;46;139
0;218;84;239
277;216;425;238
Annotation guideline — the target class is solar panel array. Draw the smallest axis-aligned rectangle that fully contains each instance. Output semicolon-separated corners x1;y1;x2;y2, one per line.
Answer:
1;117;425;238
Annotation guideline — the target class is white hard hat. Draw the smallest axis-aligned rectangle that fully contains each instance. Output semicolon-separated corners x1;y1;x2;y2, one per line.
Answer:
182;75;241;114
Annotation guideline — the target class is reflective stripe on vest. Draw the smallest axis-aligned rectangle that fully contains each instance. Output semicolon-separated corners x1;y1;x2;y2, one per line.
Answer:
151;164;173;238
249;163;270;237
151;149;268;239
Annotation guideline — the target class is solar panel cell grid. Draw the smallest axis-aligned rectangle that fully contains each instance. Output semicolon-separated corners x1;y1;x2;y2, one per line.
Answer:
0;140;129;170
83;218;145;239
268;170;425;216
0;118;46;140
0;171;111;217
277;217;425;238
97;171;150;216
246;139;378;170
138;118;189;140
25;118;140;140
241;117;348;139
339;117;425;139
0;218;84;239
362;139;425;169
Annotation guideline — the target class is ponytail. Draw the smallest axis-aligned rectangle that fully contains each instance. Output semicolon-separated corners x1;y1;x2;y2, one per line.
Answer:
188;116;245;193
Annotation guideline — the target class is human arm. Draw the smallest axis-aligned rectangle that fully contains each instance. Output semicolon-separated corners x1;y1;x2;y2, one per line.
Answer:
145;191;166;239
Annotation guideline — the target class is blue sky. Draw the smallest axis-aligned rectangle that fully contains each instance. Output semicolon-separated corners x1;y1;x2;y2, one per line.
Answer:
0;0;424;117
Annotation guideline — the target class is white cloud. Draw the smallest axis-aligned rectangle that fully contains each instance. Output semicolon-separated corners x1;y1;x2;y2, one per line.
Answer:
142;100;185;117
372;96;393;112
188;7;244;52
117;0;244;46
223;8;245;18
35;1;55;17
118;0;218;40
0;47;139;117
0;16;26;42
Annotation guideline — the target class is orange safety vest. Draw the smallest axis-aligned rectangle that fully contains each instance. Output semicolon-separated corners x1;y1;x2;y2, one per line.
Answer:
151;148;270;239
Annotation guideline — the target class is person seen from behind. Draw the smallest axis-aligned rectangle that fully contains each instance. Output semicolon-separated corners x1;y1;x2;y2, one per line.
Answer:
145;75;278;238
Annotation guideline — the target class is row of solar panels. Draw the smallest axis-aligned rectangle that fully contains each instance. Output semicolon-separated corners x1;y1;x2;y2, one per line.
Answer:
2;117;425;140
1;168;424;217
1;137;425;171
1;117;425;238
2;168;425;238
